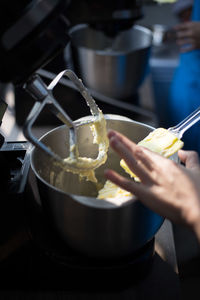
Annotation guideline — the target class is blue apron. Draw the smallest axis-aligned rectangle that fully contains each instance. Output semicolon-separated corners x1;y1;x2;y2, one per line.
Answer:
169;0;200;153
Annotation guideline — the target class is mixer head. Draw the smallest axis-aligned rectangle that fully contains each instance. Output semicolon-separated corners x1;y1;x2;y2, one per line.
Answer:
0;0;143;84
67;0;143;37
0;0;71;84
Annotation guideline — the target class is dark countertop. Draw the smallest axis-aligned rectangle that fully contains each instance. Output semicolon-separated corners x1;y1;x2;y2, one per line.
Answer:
0;208;181;299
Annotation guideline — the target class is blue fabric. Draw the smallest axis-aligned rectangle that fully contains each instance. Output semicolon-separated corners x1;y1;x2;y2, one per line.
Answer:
169;0;200;154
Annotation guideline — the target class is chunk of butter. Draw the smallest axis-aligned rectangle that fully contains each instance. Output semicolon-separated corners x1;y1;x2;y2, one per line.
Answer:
120;159;140;181
138;128;184;157
120;128;184;180
97;180;132;205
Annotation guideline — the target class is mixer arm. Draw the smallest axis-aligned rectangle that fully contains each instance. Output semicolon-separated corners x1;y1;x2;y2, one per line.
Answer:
23;100;59;160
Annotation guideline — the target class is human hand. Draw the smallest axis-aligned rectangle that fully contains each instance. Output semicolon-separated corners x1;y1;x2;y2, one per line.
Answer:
174;21;200;52
105;130;200;241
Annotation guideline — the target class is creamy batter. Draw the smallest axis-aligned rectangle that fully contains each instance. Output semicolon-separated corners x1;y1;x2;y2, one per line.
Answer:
97;180;133;205
61;110;109;183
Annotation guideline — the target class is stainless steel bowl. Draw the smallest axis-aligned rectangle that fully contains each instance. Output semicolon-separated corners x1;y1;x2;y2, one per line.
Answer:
31;115;164;259
69;24;152;99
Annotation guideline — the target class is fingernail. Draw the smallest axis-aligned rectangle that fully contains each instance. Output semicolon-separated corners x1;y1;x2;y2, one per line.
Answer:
109;135;119;147
107;130;117;139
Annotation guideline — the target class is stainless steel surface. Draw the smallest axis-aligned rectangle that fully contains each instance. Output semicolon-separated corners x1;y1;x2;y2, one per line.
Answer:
152;24;176;48
31;115;164;259
69;24;152;99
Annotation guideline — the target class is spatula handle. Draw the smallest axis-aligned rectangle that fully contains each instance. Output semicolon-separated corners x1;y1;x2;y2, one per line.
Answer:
169;106;200;139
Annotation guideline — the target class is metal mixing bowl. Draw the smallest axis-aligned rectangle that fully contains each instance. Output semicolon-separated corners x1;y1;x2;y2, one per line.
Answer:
69;24;152;99
31;115;164;259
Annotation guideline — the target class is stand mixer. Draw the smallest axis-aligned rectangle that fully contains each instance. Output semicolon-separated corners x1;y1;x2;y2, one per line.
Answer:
0;0;145;247
0;0;143;160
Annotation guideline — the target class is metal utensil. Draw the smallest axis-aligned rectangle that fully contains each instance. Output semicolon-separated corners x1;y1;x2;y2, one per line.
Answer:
69;24;152;99
23;69;108;173
168;106;200;139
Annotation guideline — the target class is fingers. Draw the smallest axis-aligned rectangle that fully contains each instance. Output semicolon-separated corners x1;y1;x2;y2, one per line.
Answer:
175;32;195;52
105;131;190;222
107;130;154;182
179;43;195;53
104;169;167;219
174;22;197;52
104;168;150;201
176;29;192;39
107;130;167;185
104;168;138;194
178;150;200;169
108;130;137;153
174;21;195;36
174;22;192;32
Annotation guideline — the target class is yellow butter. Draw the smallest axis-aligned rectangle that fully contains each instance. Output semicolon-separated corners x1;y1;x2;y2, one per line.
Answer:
97;180;132;204
120;159;140;181
138;128;184;158
120;128;184;180
62;110;109;183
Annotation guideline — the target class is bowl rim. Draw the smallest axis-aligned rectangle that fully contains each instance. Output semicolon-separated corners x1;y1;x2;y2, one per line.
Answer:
69;23;153;56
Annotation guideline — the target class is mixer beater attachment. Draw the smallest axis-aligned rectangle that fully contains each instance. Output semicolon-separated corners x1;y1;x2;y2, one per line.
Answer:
23;69;109;181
